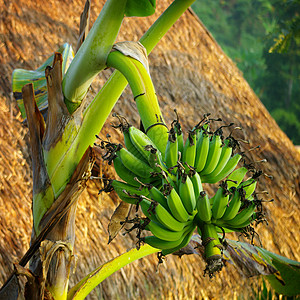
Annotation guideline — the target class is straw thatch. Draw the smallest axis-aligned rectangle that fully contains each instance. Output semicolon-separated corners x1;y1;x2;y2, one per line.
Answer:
0;0;299;298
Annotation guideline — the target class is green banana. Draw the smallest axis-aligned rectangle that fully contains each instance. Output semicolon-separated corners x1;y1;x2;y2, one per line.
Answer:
222;218;254;230
161;223;196;255
166;186;190;222
226;166;248;189
123;126;148;163
113;156;158;187
139;198;159;221
201;153;242;184
194;125;210;172
111;180;149;203
207;138;233;179
178;174;196;214
225;202;256;227
164;125;178;170
128;126;158;161
190;170;203;201
162;171;178;190
147;185;169;211
113;156;139;186
144;234;185;250
174;119;184;155
201;133;223;176
182;130;197;168
114;192;138;205
117;146;154;178
147;146;169;175
211;184;230;220
154;202;188;232
221;187;243;221
146;221;187;242
196;191;212;223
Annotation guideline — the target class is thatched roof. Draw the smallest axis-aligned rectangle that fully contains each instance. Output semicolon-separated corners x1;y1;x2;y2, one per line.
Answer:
0;0;299;298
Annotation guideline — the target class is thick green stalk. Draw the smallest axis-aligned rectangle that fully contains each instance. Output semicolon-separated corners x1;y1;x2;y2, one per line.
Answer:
106;50;168;153
139;0;196;54
62;0;126;113
67;244;159;300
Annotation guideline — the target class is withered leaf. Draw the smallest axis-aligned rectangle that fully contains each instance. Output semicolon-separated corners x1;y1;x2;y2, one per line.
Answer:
108;202;132;244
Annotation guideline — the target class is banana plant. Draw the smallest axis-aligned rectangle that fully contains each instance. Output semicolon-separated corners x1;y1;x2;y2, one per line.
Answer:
1;0;299;299
2;0;196;299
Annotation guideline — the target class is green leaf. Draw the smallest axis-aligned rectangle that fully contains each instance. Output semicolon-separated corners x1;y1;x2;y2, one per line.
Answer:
12;43;74;118
191;236;300;296
223;241;300;296
258;248;300;296
125;0;156;17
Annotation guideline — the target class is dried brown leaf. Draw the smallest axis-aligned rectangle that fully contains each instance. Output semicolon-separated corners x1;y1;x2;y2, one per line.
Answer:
108;202;132;244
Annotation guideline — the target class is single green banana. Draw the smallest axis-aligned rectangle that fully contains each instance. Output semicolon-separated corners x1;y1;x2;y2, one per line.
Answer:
207;138;233;179
201;153;242;184
174;120;184;155
117;146;154;178
128;126;157;161
222;217;254;230
211;184;230;220
147;185;169;211
162;172;178;190
190;170;203;201
144;234;185;250
226;166;248;189
154;202;187;232
225;202;256;227
164;125;178;170
113;156;139;186
161;223;196;255
221;187;243;221
147;146;169;175
140;198;159;221
179;174;196;214
123;126;148;163
194;126;210;172
111;180;149;202
113;156;154;187
146;221;187;242
201;133;223;176
182;130;197;168
166;187;190;222
196;191;212;223
115;192;139;205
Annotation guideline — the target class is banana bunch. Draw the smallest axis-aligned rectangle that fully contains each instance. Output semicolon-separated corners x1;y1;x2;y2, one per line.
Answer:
100;114;266;277
196;170;260;230
164;118;242;185
140;190;196;256
98;122;165;198
194;169;262;276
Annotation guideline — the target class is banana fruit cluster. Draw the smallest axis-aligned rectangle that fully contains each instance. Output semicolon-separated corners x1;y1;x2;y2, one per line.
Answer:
100;116;265;277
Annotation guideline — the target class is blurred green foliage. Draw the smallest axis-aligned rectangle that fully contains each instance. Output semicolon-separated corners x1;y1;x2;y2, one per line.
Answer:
192;0;300;144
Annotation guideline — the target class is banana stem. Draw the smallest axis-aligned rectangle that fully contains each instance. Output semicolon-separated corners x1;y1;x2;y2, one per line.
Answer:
106;51;168;153
139;0;196;54
67;244;159;300
62;0;126;113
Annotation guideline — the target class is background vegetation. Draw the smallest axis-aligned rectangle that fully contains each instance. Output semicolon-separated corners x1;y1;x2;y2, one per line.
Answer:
192;0;300;145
